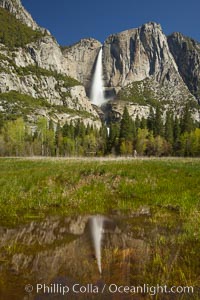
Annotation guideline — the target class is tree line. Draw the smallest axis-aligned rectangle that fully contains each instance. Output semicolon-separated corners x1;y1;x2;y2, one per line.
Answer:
0;104;200;157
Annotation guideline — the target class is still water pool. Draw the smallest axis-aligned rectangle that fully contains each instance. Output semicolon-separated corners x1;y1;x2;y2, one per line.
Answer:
0;209;199;299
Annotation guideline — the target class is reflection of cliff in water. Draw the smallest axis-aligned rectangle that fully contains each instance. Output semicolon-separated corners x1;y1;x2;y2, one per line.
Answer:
0;214;150;299
0;211;199;300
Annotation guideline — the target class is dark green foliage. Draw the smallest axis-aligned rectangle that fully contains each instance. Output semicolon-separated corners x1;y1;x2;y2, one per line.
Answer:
165;111;174;144
135;115;140;132
154;106;164;137
0;90;50;107
147;107;155;132
140;117;147;129
15;65;81;87
119;107;133;140
62;122;74;139
107;122;120;153
180;104;195;133
174;117;181;142
75;120;86;138
0;113;4;132
0;7;43;49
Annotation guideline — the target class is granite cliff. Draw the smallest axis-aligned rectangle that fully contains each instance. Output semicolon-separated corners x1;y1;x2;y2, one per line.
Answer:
101;23;199;121
0;0;200;126
0;1;101;127
168;32;200;103
102;23;193;99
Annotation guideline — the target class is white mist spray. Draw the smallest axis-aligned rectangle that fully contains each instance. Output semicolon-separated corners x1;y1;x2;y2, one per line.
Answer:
90;216;104;274
90;48;105;106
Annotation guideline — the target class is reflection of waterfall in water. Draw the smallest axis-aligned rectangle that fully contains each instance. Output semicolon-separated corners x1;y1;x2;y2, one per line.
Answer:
90;216;104;274
90;48;105;106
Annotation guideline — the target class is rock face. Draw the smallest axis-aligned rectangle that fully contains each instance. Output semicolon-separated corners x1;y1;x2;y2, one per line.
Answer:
23;36;65;73
103;23;178;86
103;100;150;122
102;22;196;104
0;0;39;29
168;32;200;103
62;38;102;93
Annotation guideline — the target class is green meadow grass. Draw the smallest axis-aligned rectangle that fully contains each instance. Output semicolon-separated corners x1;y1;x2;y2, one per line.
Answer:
0;157;200;224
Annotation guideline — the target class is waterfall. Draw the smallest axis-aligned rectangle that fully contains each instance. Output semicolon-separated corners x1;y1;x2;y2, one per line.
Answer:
90;215;104;274
90;48;105;106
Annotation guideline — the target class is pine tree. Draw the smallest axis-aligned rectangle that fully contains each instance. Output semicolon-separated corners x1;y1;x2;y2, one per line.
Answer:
154;106;164;136
174;117;181;141
165;111;174;144
107;122;120;154
180;104;194;133
135;116;140;132
0;113;4;132
132;120;137;139
55;122;63;156
173;116;181;154
119;107;133;141
75;120;85;138
140;117;147;129
147;107;155;133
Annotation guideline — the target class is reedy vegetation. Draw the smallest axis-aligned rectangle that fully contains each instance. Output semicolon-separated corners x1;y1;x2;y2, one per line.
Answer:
0;158;200;223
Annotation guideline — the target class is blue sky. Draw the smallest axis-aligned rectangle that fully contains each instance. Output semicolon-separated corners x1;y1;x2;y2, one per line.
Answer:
22;0;200;46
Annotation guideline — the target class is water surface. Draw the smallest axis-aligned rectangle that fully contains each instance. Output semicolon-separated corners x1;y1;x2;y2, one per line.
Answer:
0;209;199;299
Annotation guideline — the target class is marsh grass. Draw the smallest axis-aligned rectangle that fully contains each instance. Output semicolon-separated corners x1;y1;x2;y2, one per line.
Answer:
0;158;200;223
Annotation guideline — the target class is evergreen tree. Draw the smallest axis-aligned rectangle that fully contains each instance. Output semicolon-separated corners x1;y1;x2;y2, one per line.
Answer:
135;116;140;132
119;107;134;155
107;122;120;154
98;124;108;155
165;111;174;144
0;113;4;133
173;116;181;155
140;117;147;129
132;120;137;139
147;107;155;133
55;122;63;156
62;122;69;137
119;107;133;141
174;117;181;141
36;117;48;156
154;106;164;137
75;120;85;138
180;104;194;133
62;122;74;139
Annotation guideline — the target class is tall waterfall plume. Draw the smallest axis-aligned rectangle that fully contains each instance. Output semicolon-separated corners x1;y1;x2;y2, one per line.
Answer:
90;48;105;106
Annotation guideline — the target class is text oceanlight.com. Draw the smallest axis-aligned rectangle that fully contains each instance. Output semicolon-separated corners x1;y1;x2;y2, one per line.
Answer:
25;283;195;296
